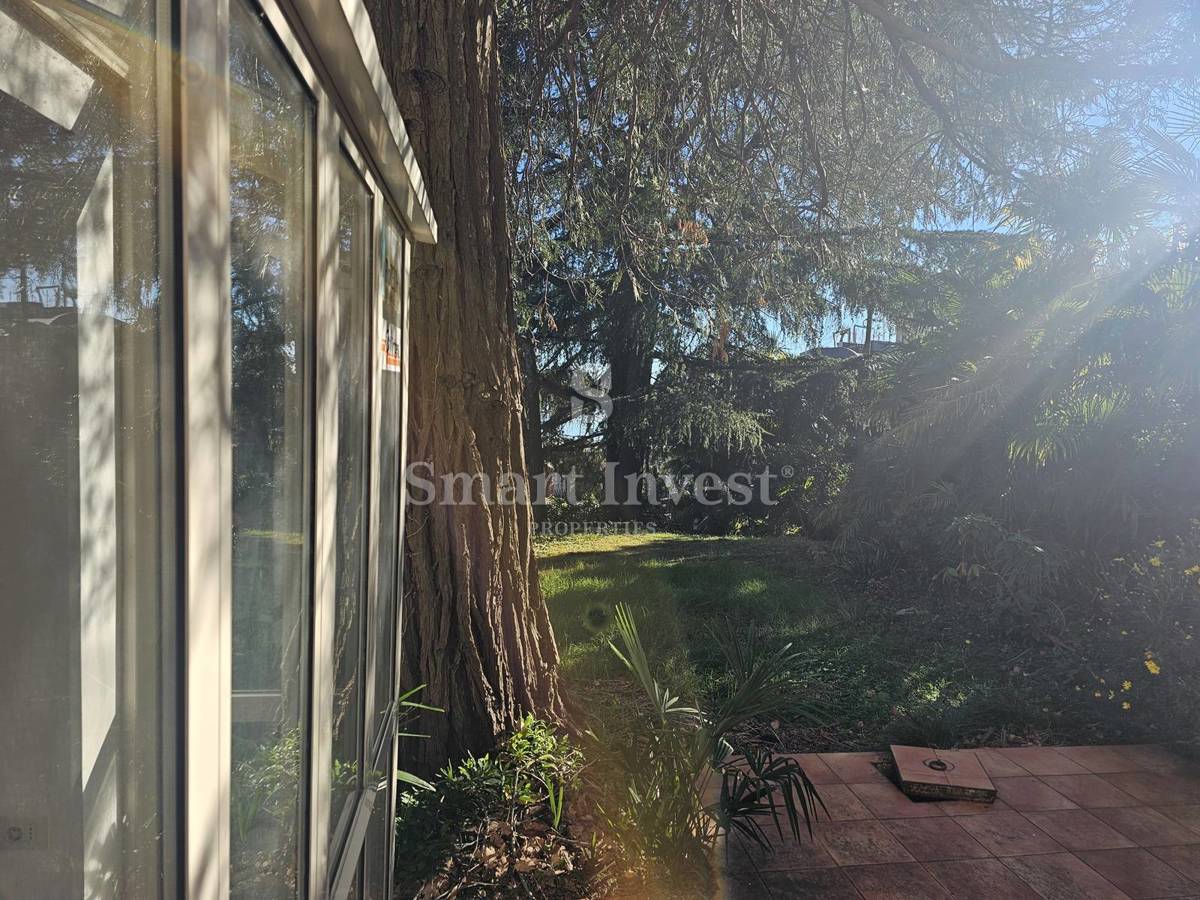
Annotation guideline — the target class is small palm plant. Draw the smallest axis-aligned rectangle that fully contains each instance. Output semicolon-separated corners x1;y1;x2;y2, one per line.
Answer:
595;604;823;884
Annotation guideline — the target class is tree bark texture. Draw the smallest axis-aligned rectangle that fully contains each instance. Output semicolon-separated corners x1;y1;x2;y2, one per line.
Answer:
366;0;564;772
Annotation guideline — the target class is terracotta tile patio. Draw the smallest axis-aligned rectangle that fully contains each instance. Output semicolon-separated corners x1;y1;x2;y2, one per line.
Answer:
721;745;1200;899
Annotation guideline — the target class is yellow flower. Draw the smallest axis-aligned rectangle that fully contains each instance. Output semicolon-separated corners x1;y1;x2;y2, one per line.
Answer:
1122;681;1132;691
1093;691;1103;698
1184;565;1200;576
1149;556;1163;568
1145;658;1162;676
1122;701;1132;710
1153;540;1167;549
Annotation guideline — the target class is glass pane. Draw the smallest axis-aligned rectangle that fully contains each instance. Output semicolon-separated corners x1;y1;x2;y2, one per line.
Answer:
371;214;404;753
361;786;391;900
0;1;169;897
330;153;371;853
228;1;313;896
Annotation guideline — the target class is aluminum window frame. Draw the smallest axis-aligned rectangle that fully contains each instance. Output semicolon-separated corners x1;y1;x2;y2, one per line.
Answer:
179;0;422;897
317;133;384;897
332;192;410;900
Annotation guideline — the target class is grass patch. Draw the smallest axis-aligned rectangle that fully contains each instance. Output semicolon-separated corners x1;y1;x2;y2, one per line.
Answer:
538;533;1156;751
539;534;823;717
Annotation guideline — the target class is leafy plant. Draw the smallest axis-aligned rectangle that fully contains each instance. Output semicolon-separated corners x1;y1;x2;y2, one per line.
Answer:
393;717;586;897
592;604;821;885
232;727;302;845
230;728;304;895
395;684;441;791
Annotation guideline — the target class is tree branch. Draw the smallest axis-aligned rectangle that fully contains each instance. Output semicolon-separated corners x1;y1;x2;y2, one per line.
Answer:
848;0;1194;81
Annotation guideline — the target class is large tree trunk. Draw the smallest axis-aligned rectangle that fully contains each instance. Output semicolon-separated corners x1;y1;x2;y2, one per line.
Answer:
366;0;563;772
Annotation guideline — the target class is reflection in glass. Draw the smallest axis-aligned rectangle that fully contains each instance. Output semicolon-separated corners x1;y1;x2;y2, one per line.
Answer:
361;786;391;900
372;214;404;756
330;153;371;854
228;0;313;896
0;1;167;897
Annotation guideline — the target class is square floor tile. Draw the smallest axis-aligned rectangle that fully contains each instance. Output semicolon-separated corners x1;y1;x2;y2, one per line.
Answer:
786;753;843;785
938;798;1012;817
819;819;915;866
924;858;1045;899
884;817;992;860
1057;746;1149;775
955;811;1064;856
1040;774;1142;808
849;782;945;818
1023;810;1137;851
1159;807;1200;836
820;752;891;784
1077;847;1198;899
1094;807;1200;847
976;748;1032;778
1001;852;1131;900
1150;845;1200;882
815;783;875;821
1104;773;1200;807
995;747;1091;776
759;868;863;899
722;832;836;873
721;869;770;900
994;777;1079;811
1120;746;1194;773
845;862;953;899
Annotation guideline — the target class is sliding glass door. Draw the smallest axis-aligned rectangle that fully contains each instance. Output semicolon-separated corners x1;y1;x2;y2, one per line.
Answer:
228;0;315;895
329;150;373;865
371;211;405;758
361;209;406;900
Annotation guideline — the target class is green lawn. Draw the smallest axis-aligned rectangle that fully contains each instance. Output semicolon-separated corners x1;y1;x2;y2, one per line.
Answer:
537;532;1146;752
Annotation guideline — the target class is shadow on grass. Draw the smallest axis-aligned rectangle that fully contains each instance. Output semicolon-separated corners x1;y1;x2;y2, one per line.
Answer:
538;533;1127;753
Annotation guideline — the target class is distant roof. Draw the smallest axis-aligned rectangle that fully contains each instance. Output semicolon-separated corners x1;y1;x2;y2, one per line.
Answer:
805;345;861;359
803;339;900;360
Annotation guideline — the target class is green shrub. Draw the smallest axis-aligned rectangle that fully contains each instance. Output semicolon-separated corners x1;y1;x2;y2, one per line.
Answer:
394;716;585;896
